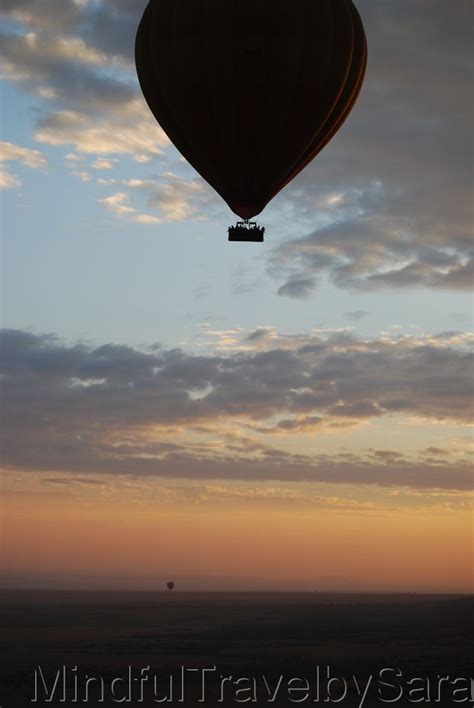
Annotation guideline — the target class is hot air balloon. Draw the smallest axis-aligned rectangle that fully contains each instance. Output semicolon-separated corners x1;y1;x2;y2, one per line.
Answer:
135;0;367;241
166;581;175;591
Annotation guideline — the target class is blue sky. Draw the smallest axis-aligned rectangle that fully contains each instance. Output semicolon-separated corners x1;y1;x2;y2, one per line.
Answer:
2;70;471;348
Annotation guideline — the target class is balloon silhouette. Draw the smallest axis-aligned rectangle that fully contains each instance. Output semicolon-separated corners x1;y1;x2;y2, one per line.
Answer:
166;581;175;591
135;0;367;237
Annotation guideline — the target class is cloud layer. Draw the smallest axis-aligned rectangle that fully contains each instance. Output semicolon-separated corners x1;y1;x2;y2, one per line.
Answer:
269;0;473;295
1;328;472;489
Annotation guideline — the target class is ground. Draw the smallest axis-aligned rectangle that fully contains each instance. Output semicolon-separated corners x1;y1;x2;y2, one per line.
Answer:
0;591;472;706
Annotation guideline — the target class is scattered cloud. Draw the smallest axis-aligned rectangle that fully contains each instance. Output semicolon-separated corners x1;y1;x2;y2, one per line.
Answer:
244;328;274;343
0;0;168;172
0;141;47;169
0;170;21;189
98;173;220;224
141;172;220;221
34;106;168;158
146;176;205;221
91;157;119;170
71;170;92;182
0;141;47;189
98;191;134;215
277;277;317;299
344;310;369;323
135;214;161;224
97;177;118;185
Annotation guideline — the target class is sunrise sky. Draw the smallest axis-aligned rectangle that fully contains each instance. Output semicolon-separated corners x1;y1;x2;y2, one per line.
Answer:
1;0;473;593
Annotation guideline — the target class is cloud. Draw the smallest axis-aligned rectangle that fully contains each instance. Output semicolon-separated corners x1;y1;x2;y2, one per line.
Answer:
71;170;92;182
1;328;472;489
97;173;221;225
244;328;274;343
0;141;47;169
91;157;118;170
1;0;84;32
98;191;134;215
344;310;369;323
277;277;317;299
272;191;473;296
0;141;47;189
97;177;118;185
0;31;130;108
0;3;169;166
146;179;203;221
0;170;21;189
145;172;220;221
34;106;168;158
83;0;148;67
135;214;161;224
269;1;473;295
98;172;217;224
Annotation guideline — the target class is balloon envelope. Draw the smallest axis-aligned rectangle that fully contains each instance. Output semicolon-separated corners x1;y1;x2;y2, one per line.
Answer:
166;581;175;591
136;0;367;219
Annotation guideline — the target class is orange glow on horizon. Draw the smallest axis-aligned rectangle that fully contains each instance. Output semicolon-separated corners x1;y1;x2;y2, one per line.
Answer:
2;485;472;594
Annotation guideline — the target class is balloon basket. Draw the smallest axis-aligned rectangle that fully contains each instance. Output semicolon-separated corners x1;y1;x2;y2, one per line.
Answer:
228;221;265;242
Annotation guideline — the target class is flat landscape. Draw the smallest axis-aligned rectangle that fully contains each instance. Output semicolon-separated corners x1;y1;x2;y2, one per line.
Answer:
0;591;472;706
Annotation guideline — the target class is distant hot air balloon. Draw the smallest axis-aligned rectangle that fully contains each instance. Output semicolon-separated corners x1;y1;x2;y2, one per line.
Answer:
166;581;175;591
135;0;367;240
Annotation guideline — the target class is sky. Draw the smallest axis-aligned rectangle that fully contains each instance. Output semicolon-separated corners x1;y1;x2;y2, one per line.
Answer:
0;0;473;593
